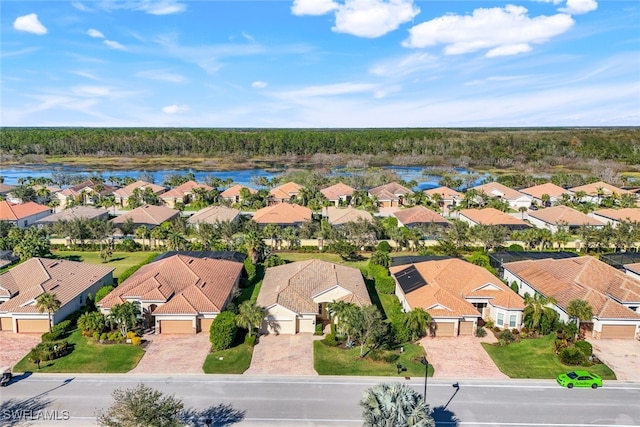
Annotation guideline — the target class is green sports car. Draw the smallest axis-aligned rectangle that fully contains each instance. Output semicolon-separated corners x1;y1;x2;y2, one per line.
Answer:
557;371;603;389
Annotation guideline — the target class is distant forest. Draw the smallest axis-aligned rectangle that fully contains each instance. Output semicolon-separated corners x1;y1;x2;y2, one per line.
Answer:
1;127;639;168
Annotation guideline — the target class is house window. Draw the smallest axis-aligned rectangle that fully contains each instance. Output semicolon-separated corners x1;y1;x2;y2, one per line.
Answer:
318;304;323;315
497;312;504;326
509;314;517;328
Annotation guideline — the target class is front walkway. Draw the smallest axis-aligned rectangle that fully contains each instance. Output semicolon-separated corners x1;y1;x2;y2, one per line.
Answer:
244;333;318;376
0;331;41;369
129;333;211;374
420;334;508;379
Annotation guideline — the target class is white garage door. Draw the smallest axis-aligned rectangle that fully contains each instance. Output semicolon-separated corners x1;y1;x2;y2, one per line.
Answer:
159;320;193;334
262;319;295;335
16;319;50;333
433;322;456;337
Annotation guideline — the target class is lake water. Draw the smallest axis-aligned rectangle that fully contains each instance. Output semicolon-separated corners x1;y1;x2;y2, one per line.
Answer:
0;164;487;191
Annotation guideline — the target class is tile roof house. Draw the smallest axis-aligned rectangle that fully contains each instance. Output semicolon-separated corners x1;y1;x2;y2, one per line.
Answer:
470;182;533;209
527;205;604;232
187;206;241;228
160;180;214;208
34;206;110;226
591;208;640;227
458;208;531;231
111;205;180;230
112;181;167;206
0;183;16;196
569;181;632;203
326;206;373;226
393;206;449;228
0;200;52;228
99;254;243;334
54;180;117;209
252;203;312;227
424;186;463;214
321;182;356;207
220;184;258;204
390;258;524;337
267;182;303;205
257;259;371;335
368;182;413;208
519;182;573;206
503;256;640;339
0;258;114;333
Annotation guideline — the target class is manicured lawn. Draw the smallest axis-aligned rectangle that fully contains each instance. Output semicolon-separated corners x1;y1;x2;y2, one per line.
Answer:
277;251;370;270
314;341;431;377
482;334;616;380
13;330;144;373
52;250;159;280
203;344;253;374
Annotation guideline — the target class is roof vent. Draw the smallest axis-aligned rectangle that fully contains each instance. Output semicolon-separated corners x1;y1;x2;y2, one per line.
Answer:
49;262;59;268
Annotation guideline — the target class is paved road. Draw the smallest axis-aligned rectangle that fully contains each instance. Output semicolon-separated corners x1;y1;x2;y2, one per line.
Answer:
2;375;640;426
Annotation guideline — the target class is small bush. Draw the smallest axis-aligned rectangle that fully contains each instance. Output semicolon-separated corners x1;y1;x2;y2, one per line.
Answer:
323;333;338;347
92;331;100;341
511;328;520;336
264;255;285;267
510;282;519;293
95;285;114;303
375;275;396;295
498;329;515;343
575;340;593;358
368;350;399;364
107;331;123;342
377;241;392;253
131;336;142;346
115;238;141;252
29;341;71;362
475;327;487;337
243;257;256;280
559;346;587;365
390;320;410;344
314;322;324;336
493;326;501;333
126;331;138;340
209;311;238;351
484;319;495;329
244;334;257;347
100;332;108;341
507;244;525;251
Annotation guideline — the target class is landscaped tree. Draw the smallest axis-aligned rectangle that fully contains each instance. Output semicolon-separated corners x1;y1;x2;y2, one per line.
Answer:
243;230;266;264
109;301;141;338
96;383;185;427
403;308;432;342
78;311;107;335
360;382;434;427
209;311;238;351
349;305;389;357
13;227;51;260
566;298;593;337
36;292;61;332
327;301;358;338
523;293;558;335
236;301;265;338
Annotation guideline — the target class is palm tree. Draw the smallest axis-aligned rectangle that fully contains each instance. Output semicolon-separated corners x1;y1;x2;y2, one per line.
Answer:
403;308;432;342
523;293;558;334
236;301;265;337
360;382;434;427
243;230;266;264
36;292;61;332
109;301;140;338
135;225;150;250
566;299;593;338
327;301;357;337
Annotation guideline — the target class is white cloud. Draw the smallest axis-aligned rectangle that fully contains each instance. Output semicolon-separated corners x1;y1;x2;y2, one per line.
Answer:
136;1;187;15
72;86;111;97
162;104;190;114
87;28;105;39
370;52;439;77
277;82;377;99
403;5;574;57
252;81;268;89
242;32;255;42
103;40;126;50
72;2;94;12
559;0;597;15
291;0;339;16
70;71;101;81
333;0;420;38
13;13;47;35
135;70;187;83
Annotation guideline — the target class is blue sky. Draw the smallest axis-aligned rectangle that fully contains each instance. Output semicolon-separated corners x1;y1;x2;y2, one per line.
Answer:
1;0;638;127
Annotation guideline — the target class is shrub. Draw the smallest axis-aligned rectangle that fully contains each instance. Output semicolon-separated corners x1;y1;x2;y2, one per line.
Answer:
559;346;587;365
390;320;410;344
510;282;519;293
126;331;138;340
100;332;108;341
575;340;593;358
511;328;520;336
377;241;392;253
498;329;515;343
131;336;142;346
264;255;285;267
92;331;100;341
29;341;71;362
243;257;256;280
368;350;399;363
493;326;501;333
107;331;123;342
369;251;391;268
484;319;495;329
209;311;238;351
314;322;324;336
475;327;487;337
323;333;338;347
244;334;257;347
507;244;525;251
95;285;114;303
115;238;141;252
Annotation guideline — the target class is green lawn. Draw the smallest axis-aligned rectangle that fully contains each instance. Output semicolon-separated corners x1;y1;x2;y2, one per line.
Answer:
482;334;616;379
277;251;370;270
13;330;144;373
203;344;253;374
52;250;159;280
314;341;431;377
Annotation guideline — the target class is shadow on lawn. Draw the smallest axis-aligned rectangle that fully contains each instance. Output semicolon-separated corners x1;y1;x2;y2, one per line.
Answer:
182;403;246;426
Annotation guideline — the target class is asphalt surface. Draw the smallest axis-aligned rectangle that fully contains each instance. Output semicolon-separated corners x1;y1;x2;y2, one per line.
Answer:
2;374;640;426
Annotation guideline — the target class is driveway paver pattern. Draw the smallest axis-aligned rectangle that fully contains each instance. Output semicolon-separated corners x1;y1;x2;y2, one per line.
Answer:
587;338;640;381
245;333;318;376
129;333;211;374
0;331;41;369
420;334;508;379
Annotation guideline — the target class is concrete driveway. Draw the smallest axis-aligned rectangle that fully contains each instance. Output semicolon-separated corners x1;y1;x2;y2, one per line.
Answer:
0;332;41;370
420;334;508;380
245;333;318;376
129;333;211;374
587;339;640;381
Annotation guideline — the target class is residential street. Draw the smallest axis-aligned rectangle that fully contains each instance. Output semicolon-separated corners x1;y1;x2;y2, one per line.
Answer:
2;374;639;426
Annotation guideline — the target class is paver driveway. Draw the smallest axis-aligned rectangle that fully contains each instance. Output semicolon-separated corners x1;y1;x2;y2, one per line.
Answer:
420;334;508;379
129;333;211;374
587;338;640;381
245;333;318;376
0;331;40;369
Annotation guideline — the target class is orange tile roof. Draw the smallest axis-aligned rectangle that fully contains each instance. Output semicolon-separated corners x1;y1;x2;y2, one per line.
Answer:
187;206;241;224
504;256;640;320
593;208;640;223
369;182;412;200
0;201;51;221
161;181;214;200
269;182;303;200
390;258;523;317
424;186;462;199
257;259;370;314
111;205;179;226
471;182;531;201
113;181;166;198
0;258;113;314
569;181;631;196
100;255;243;315
528;205;604;226
252;203;312;225
326;207;373;225
393;206;449;226
459;208;531;227
220;184;258;198
520;182;572;200
321;182;356;201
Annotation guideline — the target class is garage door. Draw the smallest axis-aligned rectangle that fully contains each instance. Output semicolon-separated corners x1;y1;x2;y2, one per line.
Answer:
199;318;214;334
459;321;474;335
600;324;636;339
0;317;13;331
261;319;295;335
16;319;49;333
159;320;193;334
433;322;456;337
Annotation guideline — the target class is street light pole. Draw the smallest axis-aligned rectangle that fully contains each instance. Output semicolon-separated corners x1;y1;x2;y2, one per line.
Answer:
421;356;429;403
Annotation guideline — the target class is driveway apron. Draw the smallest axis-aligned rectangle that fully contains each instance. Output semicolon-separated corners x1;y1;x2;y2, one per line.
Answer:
245;333;318;376
0;332;41;369
129;333;211;374
587;338;640;381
